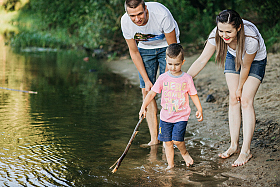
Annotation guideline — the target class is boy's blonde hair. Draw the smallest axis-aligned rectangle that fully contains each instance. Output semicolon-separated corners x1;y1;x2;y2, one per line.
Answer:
166;43;184;62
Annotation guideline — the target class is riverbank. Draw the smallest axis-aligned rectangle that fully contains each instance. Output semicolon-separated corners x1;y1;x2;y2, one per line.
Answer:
105;52;280;186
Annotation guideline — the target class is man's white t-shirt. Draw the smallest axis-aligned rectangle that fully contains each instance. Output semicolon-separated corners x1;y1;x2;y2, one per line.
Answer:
121;2;180;49
208;20;266;60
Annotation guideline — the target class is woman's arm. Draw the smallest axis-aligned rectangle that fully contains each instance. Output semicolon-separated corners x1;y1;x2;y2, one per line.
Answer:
126;39;153;91
187;41;216;78
236;52;257;101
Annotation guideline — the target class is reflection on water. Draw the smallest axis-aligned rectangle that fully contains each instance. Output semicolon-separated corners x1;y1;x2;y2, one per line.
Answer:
0;35;228;186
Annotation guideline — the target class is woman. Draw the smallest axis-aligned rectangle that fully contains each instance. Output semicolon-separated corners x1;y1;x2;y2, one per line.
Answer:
187;9;267;167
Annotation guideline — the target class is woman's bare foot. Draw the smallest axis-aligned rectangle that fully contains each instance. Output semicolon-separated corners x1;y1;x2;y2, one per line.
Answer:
218;146;239;159
182;152;194;167
232;152;252;167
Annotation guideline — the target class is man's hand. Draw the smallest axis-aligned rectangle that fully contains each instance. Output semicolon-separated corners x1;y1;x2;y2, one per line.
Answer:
144;81;153;92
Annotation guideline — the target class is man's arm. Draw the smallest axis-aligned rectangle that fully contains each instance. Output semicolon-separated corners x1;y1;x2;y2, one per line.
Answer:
125;38;153;91
164;29;177;45
163;29;177;71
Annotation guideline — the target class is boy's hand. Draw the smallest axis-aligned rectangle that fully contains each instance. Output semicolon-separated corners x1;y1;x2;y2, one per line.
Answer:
196;111;203;122
139;107;147;119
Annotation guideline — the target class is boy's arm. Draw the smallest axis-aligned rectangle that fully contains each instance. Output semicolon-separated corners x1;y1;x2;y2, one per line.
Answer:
139;90;157;119
190;94;203;122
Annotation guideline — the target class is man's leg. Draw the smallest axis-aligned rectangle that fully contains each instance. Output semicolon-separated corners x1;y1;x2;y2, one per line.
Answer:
142;88;159;145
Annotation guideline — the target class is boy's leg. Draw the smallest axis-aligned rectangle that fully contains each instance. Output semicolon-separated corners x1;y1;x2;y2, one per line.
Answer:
142;89;159;145
173;141;194;167
172;121;193;166
164;141;175;169
158;120;174;168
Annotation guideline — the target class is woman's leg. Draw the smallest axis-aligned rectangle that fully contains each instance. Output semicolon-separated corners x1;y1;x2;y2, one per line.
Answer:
173;141;194;166
164;141;175;169
219;73;241;158
232;76;261;166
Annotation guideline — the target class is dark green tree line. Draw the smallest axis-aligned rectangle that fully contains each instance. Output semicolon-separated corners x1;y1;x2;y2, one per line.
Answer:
2;0;279;53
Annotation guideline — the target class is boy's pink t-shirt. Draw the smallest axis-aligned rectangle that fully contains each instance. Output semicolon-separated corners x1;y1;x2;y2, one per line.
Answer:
152;71;197;123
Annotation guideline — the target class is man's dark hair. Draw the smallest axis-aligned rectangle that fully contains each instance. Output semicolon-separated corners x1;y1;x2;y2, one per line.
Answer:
125;0;145;11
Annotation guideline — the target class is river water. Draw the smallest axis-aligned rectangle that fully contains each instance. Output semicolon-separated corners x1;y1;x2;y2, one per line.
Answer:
0;36;229;186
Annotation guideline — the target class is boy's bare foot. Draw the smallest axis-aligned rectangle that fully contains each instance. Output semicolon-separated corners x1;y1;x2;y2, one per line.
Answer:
232;152;252;167
182;152;194;167
218;146;239;159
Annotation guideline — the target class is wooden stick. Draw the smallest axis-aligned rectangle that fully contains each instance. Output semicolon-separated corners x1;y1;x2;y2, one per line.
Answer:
0;87;37;94
110;116;144;173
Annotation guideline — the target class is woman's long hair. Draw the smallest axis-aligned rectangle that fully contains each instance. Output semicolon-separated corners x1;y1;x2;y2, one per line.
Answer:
215;10;245;70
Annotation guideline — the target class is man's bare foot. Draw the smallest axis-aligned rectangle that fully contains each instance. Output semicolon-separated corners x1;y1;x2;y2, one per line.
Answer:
232;152;252;167
166;165;174;170
182;152;194;167
140;140;160;148
148;140;160;146
218;146;239;159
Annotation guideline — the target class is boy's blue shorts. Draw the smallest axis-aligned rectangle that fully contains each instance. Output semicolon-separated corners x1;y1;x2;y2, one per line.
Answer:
158;120;188;142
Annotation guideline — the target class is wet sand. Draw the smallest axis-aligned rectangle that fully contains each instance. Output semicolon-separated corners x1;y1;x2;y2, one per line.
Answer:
105;52;280;186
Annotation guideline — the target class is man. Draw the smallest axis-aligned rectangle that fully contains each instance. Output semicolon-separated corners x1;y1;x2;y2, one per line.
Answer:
121;0;180;145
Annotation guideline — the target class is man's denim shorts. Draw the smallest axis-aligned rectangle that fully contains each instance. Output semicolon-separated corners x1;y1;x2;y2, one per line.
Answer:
138;47;167;88
158;120;188;142
224;52;267;82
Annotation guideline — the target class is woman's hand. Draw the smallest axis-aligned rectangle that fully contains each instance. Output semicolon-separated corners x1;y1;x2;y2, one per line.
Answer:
236;88;242;103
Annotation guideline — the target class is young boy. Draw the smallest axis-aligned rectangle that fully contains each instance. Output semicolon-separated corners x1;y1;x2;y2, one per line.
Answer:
139;43;203;169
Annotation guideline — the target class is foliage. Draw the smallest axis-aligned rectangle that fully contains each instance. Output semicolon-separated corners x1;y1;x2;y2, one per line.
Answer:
23;0;125;51
1;0;28;11
1;0;280;53
10;30;68;48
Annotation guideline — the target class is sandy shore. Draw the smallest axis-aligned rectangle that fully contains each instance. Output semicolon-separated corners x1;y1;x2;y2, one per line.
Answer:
105;52;280;186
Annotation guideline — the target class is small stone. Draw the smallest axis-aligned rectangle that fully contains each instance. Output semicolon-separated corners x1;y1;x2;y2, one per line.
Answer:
206;94;216;102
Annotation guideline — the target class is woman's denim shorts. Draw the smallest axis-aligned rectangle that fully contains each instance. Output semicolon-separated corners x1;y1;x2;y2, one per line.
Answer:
224;52;267;82
138;47;167;88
